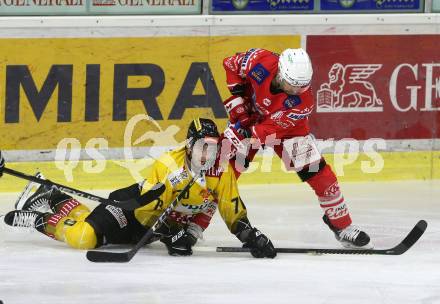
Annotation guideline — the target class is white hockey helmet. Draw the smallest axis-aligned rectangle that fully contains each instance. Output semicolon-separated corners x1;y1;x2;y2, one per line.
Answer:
277;48;313;94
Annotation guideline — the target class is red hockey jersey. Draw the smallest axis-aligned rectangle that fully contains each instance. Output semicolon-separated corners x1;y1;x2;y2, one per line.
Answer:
223;48;314;141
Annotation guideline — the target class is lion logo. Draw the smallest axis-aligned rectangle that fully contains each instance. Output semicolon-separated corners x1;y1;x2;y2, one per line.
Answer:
317;63;383;112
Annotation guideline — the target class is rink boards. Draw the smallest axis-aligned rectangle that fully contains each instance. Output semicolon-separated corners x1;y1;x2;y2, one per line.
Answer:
0;33;438;150
0;15;438;190
0;150;439;192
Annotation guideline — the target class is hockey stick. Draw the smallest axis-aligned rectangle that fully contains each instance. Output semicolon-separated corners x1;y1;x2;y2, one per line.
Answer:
3;167;165;211
217;220;427;256
86;172;201;263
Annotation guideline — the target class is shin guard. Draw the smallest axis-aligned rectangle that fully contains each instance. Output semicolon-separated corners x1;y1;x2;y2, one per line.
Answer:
306;164;352;230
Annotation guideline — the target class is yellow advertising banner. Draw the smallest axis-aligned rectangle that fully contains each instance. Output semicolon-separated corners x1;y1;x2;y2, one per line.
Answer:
0;35;300;150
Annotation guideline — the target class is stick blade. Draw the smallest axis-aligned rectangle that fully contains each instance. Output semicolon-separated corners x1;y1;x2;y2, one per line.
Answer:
385;220;427;255
86;250;133;263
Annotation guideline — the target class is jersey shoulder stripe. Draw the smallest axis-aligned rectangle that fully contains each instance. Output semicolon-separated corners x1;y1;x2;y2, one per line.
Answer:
240;48;278;76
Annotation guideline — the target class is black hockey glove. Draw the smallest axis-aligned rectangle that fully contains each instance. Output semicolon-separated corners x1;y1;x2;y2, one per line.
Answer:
235;219;276;259
242;228;277;258
161;228;197;256
0;151;4;177
156;222;197;256
108;182;142;201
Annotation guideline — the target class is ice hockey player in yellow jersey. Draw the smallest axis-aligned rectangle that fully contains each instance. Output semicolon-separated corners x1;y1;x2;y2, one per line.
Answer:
3;118;276;258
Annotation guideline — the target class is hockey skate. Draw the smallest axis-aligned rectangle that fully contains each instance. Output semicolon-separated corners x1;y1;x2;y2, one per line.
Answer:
4;210;46;231
15;173;53;213
323;215;373;249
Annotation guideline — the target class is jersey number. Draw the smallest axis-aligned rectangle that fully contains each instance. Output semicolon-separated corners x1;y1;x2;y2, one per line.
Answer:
232;196;246;214
154;198;164;210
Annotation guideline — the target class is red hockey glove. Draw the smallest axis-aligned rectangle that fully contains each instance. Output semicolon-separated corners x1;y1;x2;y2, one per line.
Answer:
223;96;253;128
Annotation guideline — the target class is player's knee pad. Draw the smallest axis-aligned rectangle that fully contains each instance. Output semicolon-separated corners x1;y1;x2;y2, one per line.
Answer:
305;164;351;229
64;221;98;250
296;158;327;182
305;163;338;192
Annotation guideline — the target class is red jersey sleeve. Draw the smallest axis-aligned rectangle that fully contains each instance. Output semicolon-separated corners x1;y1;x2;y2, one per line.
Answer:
223;49;276;95
223;53;245;93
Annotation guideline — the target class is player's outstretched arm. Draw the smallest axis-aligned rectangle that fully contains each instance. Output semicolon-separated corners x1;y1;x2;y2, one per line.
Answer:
216;167;276;258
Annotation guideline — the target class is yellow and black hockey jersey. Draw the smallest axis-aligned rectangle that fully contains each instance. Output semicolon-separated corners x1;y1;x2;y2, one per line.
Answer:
135;146;247;235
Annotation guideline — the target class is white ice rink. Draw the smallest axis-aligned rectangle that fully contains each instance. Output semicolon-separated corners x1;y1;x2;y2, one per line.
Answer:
1;180;439;304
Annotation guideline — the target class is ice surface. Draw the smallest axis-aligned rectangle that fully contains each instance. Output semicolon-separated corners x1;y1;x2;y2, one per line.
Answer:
1;181;439;304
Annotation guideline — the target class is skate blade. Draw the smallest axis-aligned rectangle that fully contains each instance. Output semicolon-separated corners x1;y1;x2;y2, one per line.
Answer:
15;172;45;210
340;240;374;250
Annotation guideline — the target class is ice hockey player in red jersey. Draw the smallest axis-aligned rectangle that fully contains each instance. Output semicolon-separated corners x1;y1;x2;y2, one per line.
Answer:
221;48;372;249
